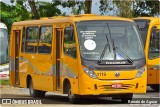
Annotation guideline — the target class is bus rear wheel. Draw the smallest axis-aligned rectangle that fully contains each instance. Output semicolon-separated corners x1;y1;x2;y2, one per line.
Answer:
150;85;159;92
29;79;45;98
67;84;79;104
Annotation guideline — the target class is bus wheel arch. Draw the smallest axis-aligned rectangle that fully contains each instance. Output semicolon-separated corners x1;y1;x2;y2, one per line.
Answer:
26;74;45;98
63;78;70;94
63;78;79;104
150;84;160;92
26;75;32;88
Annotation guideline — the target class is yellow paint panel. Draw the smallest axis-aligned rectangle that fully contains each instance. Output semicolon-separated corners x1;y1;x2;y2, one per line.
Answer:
94;70;137;80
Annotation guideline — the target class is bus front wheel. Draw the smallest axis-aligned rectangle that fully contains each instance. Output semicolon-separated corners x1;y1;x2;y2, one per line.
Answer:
29;79;45;98
150;85;159;92
67;84;79;104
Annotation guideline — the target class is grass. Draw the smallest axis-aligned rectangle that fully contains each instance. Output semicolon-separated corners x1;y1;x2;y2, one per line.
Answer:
0;80;10;85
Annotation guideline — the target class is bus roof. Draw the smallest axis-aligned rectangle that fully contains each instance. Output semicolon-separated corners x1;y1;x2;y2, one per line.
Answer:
0;22;7;29
133;17;160;23
12;14;134;26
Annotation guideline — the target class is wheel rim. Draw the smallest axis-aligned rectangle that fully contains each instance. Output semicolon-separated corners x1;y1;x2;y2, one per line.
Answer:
68;88;75;101
29;81;33;96
68;89;73;99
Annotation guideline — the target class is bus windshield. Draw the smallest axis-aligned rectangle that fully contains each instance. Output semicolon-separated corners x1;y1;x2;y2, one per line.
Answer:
0;28;8;64
76;21;144;61
134;20;150;47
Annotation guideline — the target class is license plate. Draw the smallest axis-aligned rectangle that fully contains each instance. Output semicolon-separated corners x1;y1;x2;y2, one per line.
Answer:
111;84;122;88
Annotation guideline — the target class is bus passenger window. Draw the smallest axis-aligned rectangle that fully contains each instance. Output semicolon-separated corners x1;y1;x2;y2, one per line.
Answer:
63;26;76;58
38;26;52;53
149;27;160;59
25;27;39;53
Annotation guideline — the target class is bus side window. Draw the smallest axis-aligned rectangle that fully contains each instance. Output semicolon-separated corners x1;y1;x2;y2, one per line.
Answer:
38;26;52;54
25;27;39;53
63;25;76;58
149;26;160;59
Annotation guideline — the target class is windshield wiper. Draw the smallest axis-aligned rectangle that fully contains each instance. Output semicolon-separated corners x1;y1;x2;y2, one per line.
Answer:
106;24;116;60
97;34;111;64
106;23;133;64
114;47;133;64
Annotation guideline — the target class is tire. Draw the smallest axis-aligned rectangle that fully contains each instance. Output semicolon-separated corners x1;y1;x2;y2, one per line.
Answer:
29;79;45;98
150;85;160;92
67;83;79;104
121;93;133;103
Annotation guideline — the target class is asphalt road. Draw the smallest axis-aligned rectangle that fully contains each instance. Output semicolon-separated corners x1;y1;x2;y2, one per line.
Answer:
0;85;160;107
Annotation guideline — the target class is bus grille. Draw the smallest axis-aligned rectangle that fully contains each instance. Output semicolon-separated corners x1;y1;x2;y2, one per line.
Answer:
95;67;136;71
98;84;134;91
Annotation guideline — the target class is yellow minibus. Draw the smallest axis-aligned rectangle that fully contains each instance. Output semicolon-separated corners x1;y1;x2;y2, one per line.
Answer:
10;14;147;103
134;17;160;92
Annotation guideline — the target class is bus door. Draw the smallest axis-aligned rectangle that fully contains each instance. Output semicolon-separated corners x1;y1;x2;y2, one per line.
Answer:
147;26;160;85
32;26;54;91
14;30;21;85
55;29;62;90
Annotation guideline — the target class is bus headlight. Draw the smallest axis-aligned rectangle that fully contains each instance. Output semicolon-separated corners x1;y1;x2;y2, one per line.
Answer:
136;67;146;78
83;67;97;79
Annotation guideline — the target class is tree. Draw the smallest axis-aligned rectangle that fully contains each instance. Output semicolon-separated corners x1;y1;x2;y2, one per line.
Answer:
99;0;109;15
61;0;85;15
133;0;160;17
99;0;159;17
28;0;62;19
113;0;133;18
37;1;61;17
99;0;133;17
0;0;62;31
28;0;40;19
84;0;92;14
61;0;92;15
9;0;62;19
0;1;30;32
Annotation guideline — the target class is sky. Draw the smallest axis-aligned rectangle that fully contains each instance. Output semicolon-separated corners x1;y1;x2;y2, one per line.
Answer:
1;0;102;15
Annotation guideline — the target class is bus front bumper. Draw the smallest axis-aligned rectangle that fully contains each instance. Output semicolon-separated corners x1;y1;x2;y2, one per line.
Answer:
78;73;147;95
